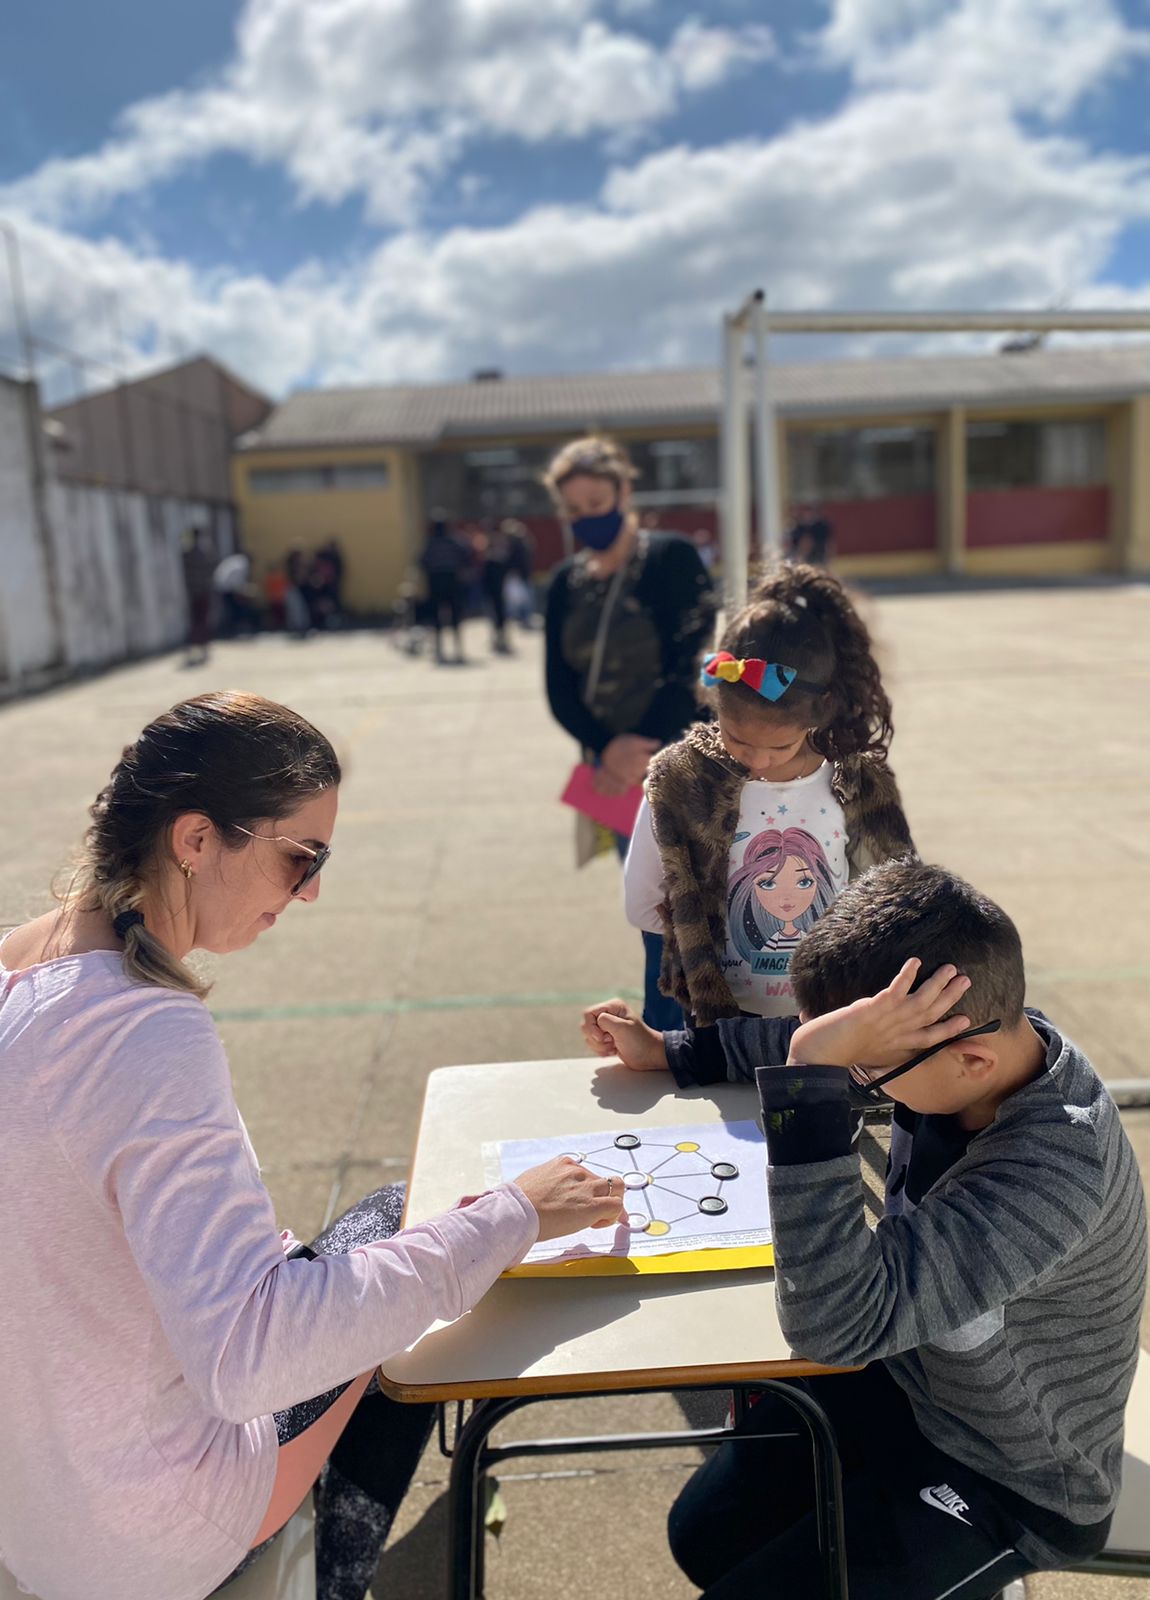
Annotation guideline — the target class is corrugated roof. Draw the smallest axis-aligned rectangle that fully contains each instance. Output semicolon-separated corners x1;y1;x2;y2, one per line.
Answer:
240;344;1150;451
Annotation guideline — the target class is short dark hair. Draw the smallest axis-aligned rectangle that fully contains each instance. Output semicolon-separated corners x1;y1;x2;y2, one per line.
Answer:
791;860;1026;1027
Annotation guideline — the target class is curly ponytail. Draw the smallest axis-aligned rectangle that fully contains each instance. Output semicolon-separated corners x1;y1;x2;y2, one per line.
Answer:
715;563;893;760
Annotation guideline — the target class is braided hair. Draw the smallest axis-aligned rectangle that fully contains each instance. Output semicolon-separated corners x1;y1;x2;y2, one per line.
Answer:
714;563;893;761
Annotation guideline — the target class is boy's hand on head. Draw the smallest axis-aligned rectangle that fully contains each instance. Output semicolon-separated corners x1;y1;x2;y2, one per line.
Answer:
788;958;973;1070
596;1010;670;1072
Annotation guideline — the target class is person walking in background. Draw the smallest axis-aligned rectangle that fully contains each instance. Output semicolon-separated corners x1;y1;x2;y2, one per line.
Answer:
307;548;342;632
786;504;834;567
481;522;514;655
503;518;536;629
181;526;216;667
420;516;471;665
319;538;346;616
284;546;312;640
543;435;715;1031
806;504;834;566
263;563;288;631
212;548;255;638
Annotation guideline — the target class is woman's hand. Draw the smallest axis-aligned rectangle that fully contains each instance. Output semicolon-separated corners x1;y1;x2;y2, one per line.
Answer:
580;998;669;1071
591;766;629;796
513;1156;628;1240
601;734;659;788
788;959;972;1069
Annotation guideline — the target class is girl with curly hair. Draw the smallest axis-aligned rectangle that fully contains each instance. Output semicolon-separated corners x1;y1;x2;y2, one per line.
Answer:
583;563;916;1083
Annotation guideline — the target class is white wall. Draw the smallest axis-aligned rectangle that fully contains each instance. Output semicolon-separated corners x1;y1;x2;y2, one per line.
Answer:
0;378;59;689
0;374;235;691
47;483;227;669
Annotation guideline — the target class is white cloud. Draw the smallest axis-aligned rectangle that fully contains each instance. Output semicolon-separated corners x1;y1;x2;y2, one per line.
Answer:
2;0;1150;400
667;18;776;92
815;0;1150;119
0;0;776;228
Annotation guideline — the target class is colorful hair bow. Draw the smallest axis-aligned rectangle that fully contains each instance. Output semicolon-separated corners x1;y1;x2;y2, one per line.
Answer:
700;651;802;702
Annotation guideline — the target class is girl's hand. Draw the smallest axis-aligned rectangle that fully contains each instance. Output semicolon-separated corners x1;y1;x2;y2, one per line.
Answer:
581;997;633;1055
595;1009;669;1072
788;959;973;1070
513;1156;628;1240
601;734;659;788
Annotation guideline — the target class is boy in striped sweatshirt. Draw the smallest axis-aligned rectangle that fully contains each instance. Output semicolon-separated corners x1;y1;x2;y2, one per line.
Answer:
669;860;1146;1599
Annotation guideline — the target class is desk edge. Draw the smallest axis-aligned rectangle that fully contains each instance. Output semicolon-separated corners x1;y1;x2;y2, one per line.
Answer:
375;1356;858;1404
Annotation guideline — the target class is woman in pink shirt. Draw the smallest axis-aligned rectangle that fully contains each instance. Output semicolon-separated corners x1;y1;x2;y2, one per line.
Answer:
0;690;624;1600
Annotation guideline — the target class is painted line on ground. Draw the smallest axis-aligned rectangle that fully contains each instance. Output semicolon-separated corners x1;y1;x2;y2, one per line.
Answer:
212;988;645;1022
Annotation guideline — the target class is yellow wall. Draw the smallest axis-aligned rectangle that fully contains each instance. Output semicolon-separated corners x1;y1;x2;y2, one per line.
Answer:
963;542;1113;578
232;401;1149;601
232;445;420;613
1111;396;1150;574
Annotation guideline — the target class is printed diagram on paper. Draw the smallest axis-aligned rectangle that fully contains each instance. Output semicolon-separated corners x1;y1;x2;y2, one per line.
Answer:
488;1120;771;1270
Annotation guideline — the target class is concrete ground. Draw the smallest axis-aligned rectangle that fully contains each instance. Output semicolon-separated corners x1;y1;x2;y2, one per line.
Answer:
2;581;1149;1599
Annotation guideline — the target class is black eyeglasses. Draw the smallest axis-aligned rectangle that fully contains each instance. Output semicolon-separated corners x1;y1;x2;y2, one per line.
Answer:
847;1020;1003;1105
234;827;332;896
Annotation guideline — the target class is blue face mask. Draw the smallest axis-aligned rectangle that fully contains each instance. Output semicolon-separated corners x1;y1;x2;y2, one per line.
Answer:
571;505;625;551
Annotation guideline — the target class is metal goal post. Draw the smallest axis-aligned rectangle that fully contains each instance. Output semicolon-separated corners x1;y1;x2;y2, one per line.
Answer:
720;297;1150;607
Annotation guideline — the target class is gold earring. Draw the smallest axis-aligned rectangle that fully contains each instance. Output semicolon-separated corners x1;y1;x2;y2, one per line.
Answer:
180;860;193;880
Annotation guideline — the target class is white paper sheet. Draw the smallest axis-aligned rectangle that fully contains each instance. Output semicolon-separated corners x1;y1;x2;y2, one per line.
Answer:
487;1120;772;1267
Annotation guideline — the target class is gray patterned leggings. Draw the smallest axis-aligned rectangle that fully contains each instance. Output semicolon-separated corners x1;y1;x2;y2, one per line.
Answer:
212;1184;435;1592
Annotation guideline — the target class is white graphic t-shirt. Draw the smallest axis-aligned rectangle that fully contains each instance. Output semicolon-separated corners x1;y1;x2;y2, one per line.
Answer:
625;762;850;1017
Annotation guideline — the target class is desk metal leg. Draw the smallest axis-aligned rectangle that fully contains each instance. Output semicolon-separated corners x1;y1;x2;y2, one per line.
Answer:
445;1383;847;1600
448;1397;532;1600
752;1379;848;1600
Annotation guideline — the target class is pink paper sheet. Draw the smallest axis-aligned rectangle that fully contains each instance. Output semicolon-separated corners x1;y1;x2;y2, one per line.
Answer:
560;762;644;838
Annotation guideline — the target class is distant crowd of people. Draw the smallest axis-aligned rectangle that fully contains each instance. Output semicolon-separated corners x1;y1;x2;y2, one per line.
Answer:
410;515;536;664
180;496;829;671
181;530;347;666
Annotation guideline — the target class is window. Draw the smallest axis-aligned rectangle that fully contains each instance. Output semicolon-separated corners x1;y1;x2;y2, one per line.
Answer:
787;426;935;502
966;420;1106;491
421;446;555;519
627;438;720;504
249;462;389;494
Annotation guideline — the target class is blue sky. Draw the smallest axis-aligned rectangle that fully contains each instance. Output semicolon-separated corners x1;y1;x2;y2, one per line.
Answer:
1;0;1149;397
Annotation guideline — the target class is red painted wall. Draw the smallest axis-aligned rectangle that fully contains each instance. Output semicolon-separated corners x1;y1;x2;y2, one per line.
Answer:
966;486;1110;548
811;494;936;556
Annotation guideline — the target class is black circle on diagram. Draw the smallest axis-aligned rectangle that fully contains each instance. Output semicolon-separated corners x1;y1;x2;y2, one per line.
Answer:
699;1196;728;1216
614;1133;641;1149
711;1162;739;1181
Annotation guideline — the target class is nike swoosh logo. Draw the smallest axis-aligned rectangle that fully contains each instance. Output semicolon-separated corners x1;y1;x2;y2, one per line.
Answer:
919;1486;972;1525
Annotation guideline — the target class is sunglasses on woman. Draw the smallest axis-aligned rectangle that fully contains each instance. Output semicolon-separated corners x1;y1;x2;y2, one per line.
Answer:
847;1020;1003;1106
234;827;332;896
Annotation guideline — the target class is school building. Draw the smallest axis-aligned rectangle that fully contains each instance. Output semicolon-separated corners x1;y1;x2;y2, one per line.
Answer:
232;344;1150;613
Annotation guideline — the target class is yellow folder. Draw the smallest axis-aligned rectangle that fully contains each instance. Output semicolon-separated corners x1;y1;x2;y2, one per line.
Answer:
505;1243;774;1278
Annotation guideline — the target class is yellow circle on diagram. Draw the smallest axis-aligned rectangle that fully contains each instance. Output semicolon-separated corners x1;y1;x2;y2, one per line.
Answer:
646;1220;671;1236
675;1141;700;1153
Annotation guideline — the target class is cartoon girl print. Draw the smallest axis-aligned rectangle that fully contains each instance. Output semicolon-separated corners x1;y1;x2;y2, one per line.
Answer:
727;826;839;965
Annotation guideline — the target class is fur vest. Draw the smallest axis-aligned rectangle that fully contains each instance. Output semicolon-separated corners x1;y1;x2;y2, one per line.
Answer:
645;722;916;1025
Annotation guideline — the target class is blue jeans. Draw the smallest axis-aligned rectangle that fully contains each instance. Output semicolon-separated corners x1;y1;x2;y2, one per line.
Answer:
615;830;684;1032
643;930;684;1031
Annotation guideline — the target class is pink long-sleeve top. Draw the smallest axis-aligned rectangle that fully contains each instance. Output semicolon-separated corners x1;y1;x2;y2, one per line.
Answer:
0;944;538;1600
